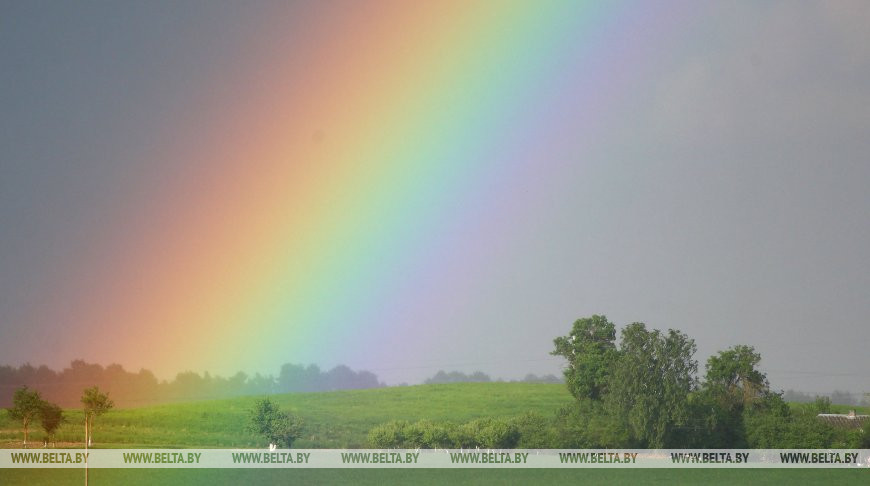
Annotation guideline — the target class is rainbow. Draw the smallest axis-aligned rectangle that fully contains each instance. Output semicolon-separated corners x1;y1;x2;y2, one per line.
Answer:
36;1;694;378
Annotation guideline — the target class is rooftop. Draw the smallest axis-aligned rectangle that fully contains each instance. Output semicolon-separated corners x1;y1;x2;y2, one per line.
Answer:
817;411;869;429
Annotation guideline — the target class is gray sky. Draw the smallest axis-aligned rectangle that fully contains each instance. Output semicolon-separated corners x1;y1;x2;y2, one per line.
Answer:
0;1;868;394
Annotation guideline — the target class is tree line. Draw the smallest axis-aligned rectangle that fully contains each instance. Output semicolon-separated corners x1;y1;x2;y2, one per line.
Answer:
422;370;561;385
368;315;870;449
783;389;869;406
0;361;384;408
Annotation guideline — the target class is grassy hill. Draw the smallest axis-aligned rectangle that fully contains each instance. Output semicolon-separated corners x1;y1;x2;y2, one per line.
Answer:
2;383;869;485
1;382;573;448
3;382;867;449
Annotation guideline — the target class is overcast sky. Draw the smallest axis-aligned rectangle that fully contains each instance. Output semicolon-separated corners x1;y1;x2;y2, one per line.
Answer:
1;1;868;393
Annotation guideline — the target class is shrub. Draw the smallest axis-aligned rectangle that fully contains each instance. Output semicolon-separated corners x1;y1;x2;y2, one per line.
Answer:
553;400;634;448
511;412;558;448
411;420;453;448
369;417;520;449
743;409;837;448
471;418;520;449
247;398;303;448
447;422;478;448
367;420;409;448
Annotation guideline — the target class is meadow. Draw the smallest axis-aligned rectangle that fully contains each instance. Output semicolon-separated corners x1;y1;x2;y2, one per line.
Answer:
2;468;870;486
1;383;574;448
2;383;868;484
1;382;867;449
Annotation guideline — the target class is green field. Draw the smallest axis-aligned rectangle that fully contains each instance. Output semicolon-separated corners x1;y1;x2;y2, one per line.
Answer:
1;383;574;448
2;468;869;486
2;383;868;484
1;382;867;449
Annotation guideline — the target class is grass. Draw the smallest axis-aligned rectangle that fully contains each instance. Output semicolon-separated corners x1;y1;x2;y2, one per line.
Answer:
788;402;870;415
1;468;868;486
1;383;574;448
2;383;866;449
2;383;868;484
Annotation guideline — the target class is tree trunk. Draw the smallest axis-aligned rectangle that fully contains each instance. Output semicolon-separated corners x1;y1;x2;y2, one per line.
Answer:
23;420;28;448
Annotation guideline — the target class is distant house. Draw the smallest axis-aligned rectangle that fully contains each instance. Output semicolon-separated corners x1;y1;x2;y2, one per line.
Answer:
816;410;869;429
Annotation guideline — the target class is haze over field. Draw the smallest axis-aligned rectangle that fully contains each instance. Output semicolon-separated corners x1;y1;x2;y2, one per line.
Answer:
0;1;868;393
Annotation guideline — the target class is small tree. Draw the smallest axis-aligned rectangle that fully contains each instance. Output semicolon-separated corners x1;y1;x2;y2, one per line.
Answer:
81;386;114;447
8;386;44;448
810;396;832;415
247;397;303;448
39;401;65;447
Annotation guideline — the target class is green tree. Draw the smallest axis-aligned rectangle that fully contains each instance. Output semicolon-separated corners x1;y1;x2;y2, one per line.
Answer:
809;396;832;414
248;397;303;448
704;345;769;409
39;401;65;447
551;315;619;401
7;386;43;448
81;386;114;447
684;388;748;448
743;400;836;448
553;399;633;448
689;344;772;447
607;323;697;448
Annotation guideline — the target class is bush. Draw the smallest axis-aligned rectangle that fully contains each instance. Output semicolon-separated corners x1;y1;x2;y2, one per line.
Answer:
447;422;477;449
412;420;453;448
247;398;303;448
368;417;521;449
511;412;558;448
467;418;520;449
850;426;870;448
743;408;838;448
367;420;409;448
554;400;633;448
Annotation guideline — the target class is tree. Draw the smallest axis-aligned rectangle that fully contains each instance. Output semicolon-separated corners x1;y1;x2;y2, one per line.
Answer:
704;345;769;410
7;386;43;448
551;315;619;401
606;323;698;448
247;398;303;448
807;396;831;414
39;401;65;447
81;386;114;447
689;345;787;448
